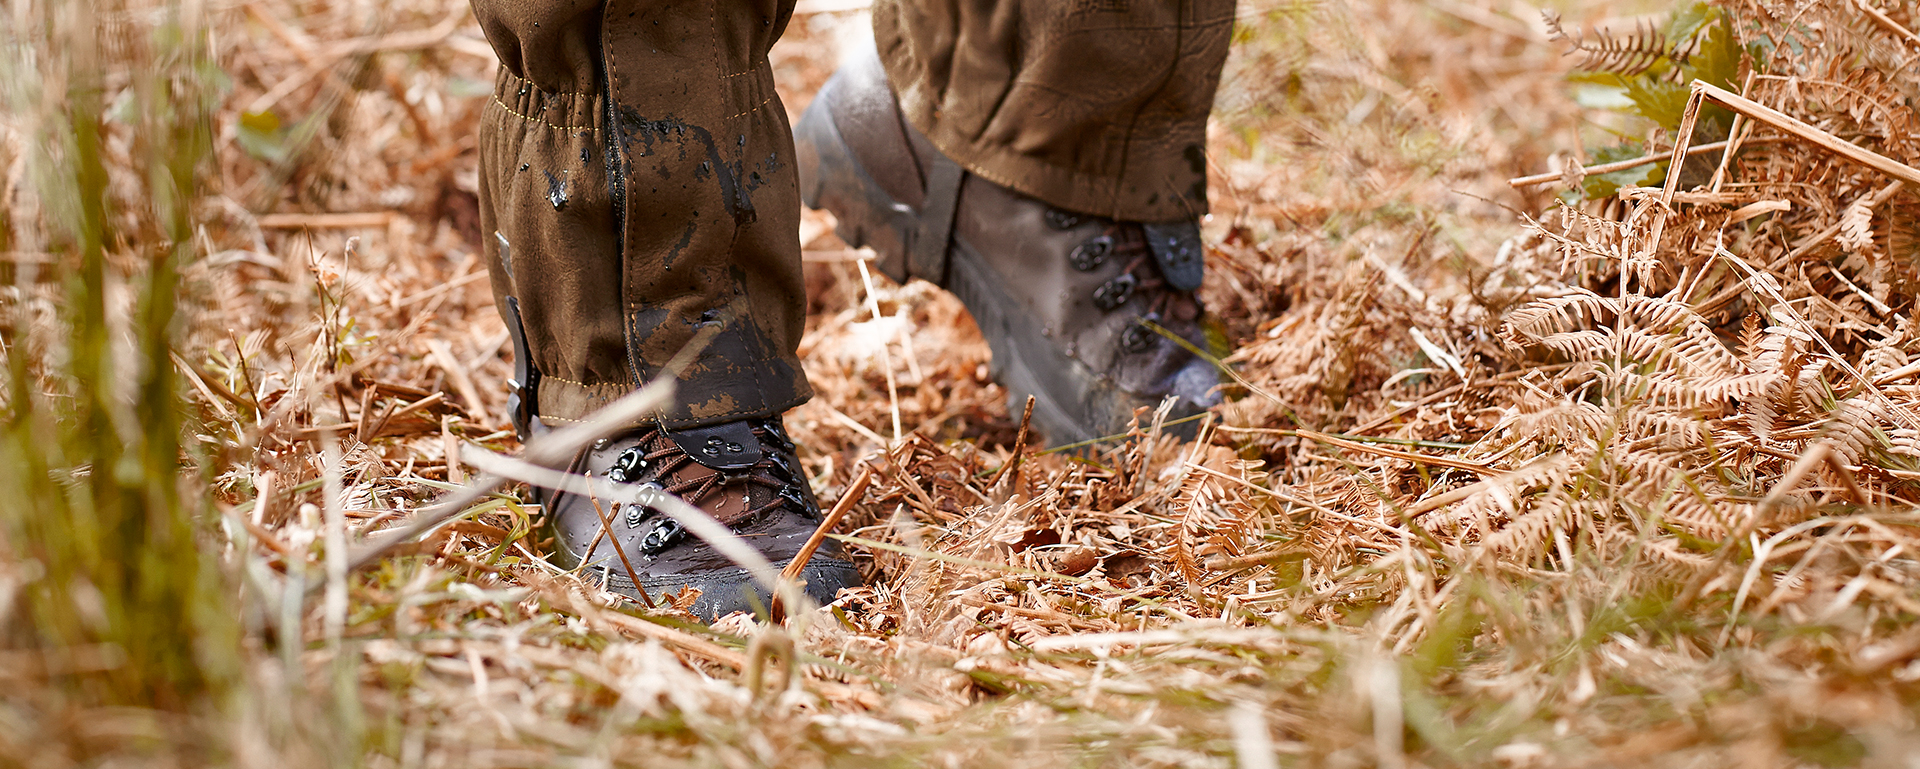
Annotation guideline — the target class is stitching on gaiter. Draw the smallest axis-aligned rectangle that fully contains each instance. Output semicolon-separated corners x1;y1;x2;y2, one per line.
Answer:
726;93;775;120
489;96;595;131
538;374;634;389
706;1;726;102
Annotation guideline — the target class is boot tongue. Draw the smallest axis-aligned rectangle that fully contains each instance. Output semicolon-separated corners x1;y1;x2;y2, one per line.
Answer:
1140;220;1205;292
664;421;764;471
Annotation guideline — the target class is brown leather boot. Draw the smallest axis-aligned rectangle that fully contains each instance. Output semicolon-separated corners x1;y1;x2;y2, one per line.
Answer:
794;46;1224;446
538;417;860;621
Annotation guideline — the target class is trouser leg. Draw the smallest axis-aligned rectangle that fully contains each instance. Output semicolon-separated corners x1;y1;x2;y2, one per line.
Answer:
871;0;1236;223
473;0;809;431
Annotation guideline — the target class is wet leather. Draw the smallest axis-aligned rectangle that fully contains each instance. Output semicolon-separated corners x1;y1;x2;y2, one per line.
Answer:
1142;221;1207;293
471;0;810;429
665;421;763;471
540;418;859;619
909;153;964;286
945;175;1210;398
812;46;928;211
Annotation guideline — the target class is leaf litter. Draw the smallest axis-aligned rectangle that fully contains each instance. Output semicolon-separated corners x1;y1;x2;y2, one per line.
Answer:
5;0;1920;766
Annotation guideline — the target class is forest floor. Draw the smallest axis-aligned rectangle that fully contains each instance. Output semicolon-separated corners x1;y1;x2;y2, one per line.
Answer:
8;0;1920;766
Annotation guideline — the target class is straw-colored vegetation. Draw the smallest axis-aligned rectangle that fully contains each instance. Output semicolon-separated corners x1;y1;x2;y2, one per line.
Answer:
4;0;1919;766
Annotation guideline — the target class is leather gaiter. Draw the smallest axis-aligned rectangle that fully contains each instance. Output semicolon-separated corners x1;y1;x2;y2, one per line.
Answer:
473;0;810;430
872;0;1236;223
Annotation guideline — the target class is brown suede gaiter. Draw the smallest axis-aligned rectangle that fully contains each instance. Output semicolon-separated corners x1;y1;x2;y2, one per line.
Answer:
473;0;810;430
872;0;1236;223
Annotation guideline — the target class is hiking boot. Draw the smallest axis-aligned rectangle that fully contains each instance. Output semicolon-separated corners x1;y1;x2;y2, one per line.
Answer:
794;46;1225;447
538;417;861;621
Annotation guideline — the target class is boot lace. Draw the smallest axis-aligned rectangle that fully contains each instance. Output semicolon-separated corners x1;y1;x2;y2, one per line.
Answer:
600;420;813;556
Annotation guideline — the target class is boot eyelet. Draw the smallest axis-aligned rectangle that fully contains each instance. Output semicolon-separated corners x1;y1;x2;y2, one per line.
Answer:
1121;323;1156;353
764;452;798;483
607;447;649;483
624;482;666;526
1070;236;1113;271
1093;274;1138;310
1044;209;1084;230
755;420;796;452
638;519;685;555
778;485;814;518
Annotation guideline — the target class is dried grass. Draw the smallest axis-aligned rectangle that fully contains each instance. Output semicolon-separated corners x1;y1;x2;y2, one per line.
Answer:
6;0;1920;766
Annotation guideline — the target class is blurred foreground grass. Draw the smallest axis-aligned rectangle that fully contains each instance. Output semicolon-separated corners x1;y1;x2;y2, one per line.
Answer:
1;0;237;708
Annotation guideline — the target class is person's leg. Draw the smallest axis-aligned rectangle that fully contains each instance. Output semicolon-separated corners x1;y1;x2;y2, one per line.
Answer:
874;0;1233;224
472;0;857;620
796;0;1236;446
475;0;809;432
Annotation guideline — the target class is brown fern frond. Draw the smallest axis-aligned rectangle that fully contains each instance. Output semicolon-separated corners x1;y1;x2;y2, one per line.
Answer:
1781;65;1920;163
1429;456;1581;542
1822;398;1890;466
1889;197;1920;263
1737;312;1766;366
1640;539;1717;582
1792;359;1836;415
1544;14;1679;76
1659;491;1736;542
1484;494;1573;562
1531;326;1738;379
1502;289;1616;347
1744;378;1788;443
1838;194;1878;255
1619;294;1709;333
1504;292;1736;378
1490;399;1611;451
1621;409;1712;449
1887;428;1920;460
1860;335;1910;381
1661;323;1745;378
1601;368;1775;409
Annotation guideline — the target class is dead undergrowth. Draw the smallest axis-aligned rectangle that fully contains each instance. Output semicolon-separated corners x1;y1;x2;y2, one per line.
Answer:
5;0;1920;766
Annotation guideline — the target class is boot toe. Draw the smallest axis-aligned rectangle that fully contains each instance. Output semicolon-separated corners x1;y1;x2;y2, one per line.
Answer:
1169;355;1224;411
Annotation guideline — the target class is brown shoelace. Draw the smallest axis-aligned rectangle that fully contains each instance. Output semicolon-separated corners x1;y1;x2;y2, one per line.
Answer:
602;421;811;556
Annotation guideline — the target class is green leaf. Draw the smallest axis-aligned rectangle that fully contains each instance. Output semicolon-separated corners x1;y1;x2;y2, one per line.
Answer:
1582;143;1665;199
1665;2;1715;45
1621;77;1691;129
1681;8;1745;93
